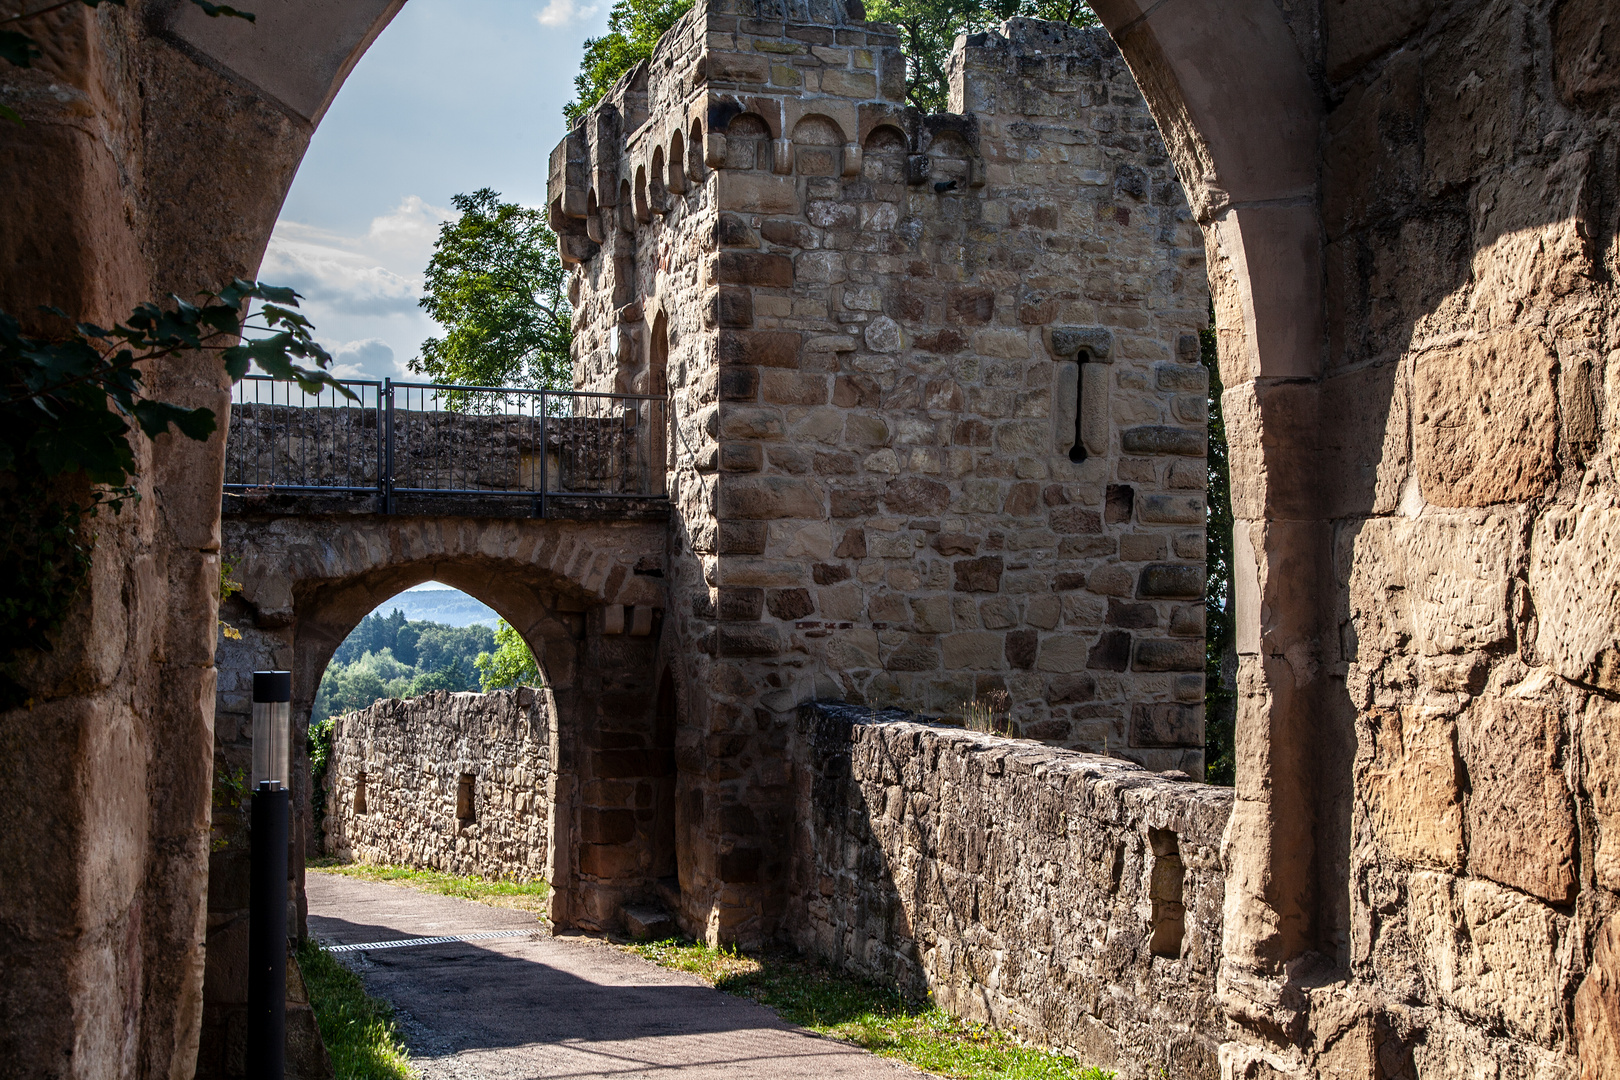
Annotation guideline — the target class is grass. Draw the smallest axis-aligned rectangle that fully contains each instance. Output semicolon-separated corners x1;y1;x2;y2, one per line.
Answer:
297;939;416;1080
307;858;551;914
625;940;1114;1080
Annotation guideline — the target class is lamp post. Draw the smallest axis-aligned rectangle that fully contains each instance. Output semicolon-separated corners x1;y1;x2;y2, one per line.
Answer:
248;670;291;1080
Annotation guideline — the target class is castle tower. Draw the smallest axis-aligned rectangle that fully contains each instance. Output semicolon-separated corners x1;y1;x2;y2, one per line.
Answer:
549;0;1208;943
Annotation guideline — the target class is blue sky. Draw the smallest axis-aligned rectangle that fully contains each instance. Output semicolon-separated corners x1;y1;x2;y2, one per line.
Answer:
261;0;610;383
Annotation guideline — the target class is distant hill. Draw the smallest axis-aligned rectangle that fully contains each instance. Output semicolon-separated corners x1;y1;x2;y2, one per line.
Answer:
376;589;499;627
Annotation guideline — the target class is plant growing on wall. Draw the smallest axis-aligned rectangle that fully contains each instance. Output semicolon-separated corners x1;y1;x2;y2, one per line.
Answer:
564;0;695;124
412;189;573;393
0;3;350;708
0;282;349;707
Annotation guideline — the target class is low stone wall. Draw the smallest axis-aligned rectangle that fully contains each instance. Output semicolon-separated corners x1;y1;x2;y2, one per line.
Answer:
324;689;554;880
791;703;1232;1079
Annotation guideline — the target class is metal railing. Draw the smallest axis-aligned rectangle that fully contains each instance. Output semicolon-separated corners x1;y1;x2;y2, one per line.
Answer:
224;376;668;514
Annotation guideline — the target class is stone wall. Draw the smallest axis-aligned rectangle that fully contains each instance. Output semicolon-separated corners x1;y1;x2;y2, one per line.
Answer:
323;690;554;880
791;703;1232;1079
551;1;1208;945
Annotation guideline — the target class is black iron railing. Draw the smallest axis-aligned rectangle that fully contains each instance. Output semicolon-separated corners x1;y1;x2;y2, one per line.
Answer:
224;376;668;514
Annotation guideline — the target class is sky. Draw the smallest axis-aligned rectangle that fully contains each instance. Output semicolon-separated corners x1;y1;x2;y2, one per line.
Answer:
261;0;611;383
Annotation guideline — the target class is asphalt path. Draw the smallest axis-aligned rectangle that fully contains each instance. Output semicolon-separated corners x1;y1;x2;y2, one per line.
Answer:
306;873;927;1080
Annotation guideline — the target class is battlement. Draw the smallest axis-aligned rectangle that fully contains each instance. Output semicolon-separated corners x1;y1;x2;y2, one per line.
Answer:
548;7;1210;770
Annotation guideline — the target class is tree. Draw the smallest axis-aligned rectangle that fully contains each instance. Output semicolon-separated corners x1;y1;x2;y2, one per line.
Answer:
411;189;572;391
475;619;542;691
865;0;1098;113
565;0;694;125
1201;307;1235;787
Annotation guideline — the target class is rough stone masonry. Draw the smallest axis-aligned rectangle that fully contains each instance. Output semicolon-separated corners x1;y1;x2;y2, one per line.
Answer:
323;689;555;881
550;10;1209;945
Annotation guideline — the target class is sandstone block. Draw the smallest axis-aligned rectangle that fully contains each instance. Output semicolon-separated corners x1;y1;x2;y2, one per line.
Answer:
1120;425;1206;456
718;250;795;287
1132;639;1203;671
1137;563;1203;599
1130;702;1202;747
1137;495;1202;524
1346;511;1515;660
1357;707;1463;870
766;588;815;620
706;50;770;83
1459;697;1577;904
942;632;1004;670
720;329;802;368
1406;871;1564;1045
716;476;824;519
1576;912;1620;1080
762;371;829;405
885;477;950;514
1414;331;1556;507
1531;506;1620;692
1087;630;1131;671
953;556;1003;592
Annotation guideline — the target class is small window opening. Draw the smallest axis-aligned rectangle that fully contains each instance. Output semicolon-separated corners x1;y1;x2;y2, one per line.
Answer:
1069;350;1090;463
689;118;705;180
354;771;368;815
1148;827;1185;958
456;773;475;824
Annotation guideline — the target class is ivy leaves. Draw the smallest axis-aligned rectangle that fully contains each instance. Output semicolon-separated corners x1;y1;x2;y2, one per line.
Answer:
1;280;349;490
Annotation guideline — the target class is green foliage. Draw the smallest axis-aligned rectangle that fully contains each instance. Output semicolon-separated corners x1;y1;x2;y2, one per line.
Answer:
314;613;495;723
0;282;346;707
628;939;1114;1079
864;0;1098;113
309;861;550;911
475;618;541;692
1202;308;1235;787
295;940;417;1080
0;0;254;123
565;0;694;124
308;716;335;846
411;189;572;392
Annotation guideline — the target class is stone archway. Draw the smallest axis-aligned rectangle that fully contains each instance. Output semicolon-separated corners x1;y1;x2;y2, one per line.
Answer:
201;511;670;1074
4;2;1619;1078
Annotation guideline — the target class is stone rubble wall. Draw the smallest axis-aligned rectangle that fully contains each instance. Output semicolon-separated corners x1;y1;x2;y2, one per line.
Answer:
791;702;1232;1079
323;689;554;881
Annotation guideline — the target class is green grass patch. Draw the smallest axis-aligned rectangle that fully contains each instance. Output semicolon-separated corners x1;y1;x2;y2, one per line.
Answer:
296;939;416;1080
307;858;550;914
625;940;1114;1080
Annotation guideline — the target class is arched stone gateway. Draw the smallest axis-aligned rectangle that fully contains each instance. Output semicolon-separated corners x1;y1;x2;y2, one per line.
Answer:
3;1;1618;1079
203;511;670;1070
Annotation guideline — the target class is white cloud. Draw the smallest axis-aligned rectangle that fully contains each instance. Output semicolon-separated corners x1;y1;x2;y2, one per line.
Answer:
262;195;453;318
535;0;600;27
328;338;400;380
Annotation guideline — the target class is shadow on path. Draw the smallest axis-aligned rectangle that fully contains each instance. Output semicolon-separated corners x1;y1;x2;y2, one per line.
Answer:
306;873;921;1079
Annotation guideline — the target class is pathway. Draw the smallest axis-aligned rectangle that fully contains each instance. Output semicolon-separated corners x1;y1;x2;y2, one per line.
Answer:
306;874;926;1080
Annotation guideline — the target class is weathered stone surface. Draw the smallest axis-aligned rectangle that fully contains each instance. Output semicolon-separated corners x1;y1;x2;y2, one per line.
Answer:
1413;332;1557;507
1531;506;1620;692
1576;912;1620;1080
1458;698;1577;904
1356;707;1463;870
1406;872;1566;1046
1343;511;1516;660
793;705;1232;1078
326;690;554;880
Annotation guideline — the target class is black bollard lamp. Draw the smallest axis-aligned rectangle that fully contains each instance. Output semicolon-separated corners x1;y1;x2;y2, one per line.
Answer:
247;670;291;1080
